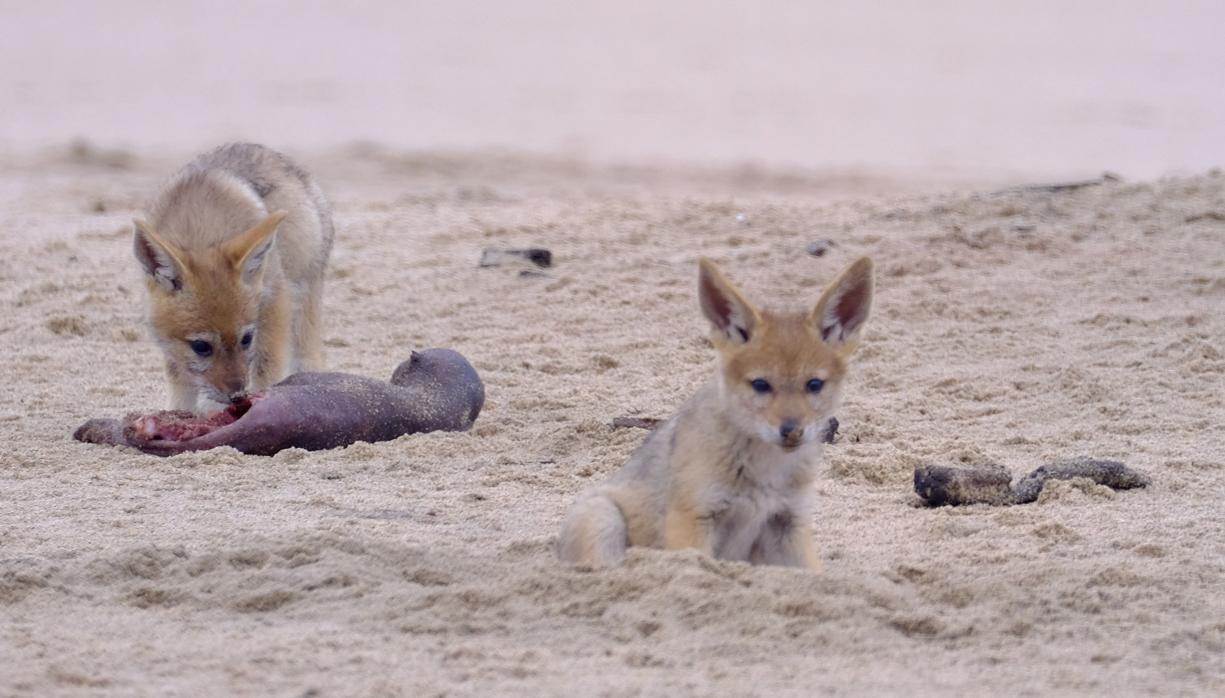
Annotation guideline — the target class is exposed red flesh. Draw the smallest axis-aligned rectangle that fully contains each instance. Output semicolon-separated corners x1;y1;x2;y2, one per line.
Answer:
132;396;255;443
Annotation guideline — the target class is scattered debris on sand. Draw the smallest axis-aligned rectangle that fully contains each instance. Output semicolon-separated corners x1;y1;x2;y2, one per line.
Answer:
914;457;1150;506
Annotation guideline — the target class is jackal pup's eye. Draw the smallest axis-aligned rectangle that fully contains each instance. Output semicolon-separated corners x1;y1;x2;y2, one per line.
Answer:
189;340;213;357
750;378;772;394
806;378;825;394
240;331;254;349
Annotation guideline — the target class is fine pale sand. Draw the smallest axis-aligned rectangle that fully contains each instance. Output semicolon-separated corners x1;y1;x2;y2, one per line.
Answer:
2;146;1224;696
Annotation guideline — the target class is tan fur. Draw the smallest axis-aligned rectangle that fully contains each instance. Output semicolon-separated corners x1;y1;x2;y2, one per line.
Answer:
559;257;874;569
134;143;334;411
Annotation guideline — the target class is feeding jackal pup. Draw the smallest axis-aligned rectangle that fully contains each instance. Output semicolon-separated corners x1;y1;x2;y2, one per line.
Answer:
559;256;874;569
133;143;334;411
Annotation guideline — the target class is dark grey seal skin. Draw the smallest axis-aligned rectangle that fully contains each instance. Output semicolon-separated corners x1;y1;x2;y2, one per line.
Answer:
914;457;1150;506
73;349;484;457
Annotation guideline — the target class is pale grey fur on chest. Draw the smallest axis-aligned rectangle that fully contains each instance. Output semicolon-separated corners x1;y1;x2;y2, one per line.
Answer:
704;441;821;562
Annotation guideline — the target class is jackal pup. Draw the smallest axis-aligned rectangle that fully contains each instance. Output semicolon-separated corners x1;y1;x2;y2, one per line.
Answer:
559;256;874;568
133;143;334;411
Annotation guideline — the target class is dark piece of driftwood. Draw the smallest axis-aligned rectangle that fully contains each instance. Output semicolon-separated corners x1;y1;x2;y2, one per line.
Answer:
479;247;553;269
1184;211;1225;223
611;416;664;430
914;457;1150;506
611;415;840;444
990;173;1121;197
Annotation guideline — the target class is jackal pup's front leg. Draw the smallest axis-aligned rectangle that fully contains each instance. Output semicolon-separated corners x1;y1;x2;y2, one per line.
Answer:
663;498;716;557
751;512;822;571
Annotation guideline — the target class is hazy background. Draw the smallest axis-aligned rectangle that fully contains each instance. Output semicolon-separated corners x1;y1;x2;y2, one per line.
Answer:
3;0;1223;181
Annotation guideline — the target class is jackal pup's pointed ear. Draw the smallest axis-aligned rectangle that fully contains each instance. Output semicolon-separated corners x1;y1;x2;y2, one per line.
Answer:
811;256;874;353
223;210;287;282
133;218;186;293
698;257;761;344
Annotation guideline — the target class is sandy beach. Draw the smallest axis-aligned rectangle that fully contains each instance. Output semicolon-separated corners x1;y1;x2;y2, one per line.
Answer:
4;1;1225;695
1;144;1223;696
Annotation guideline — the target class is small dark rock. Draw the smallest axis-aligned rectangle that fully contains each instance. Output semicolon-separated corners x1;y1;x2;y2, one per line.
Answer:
821;416;839;444
480;247;553;269
806;240;836;257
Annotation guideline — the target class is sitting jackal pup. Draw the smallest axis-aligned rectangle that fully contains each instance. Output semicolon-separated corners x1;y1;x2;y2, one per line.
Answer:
559;256;874;569
133;143;334;411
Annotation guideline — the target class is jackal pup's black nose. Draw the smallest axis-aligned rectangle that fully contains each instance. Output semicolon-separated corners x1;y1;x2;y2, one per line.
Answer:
779;419;802;440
